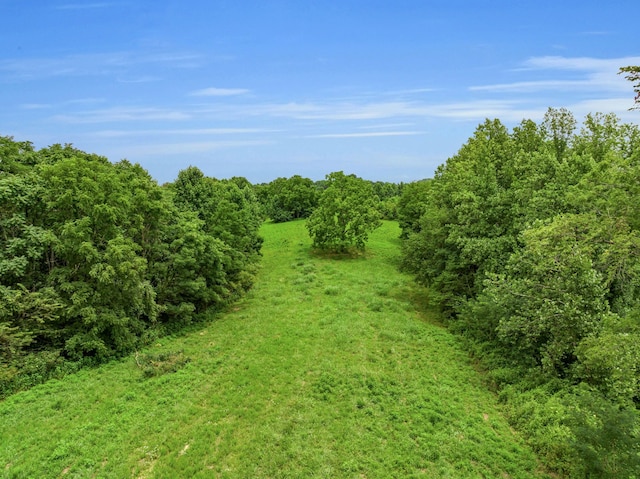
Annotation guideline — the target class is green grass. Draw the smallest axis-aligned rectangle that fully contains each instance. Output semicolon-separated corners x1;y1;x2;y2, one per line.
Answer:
0;220;549;478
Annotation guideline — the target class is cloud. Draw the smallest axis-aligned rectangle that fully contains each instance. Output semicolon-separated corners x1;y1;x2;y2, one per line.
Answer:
470;80;589;93
21;98;104;110
116;76;161;84
93;127;272;137
566;97;640;121
215;99;542;123
20;103;52;110
53;107;191;123
0;51;203;80
245;101;428;121
357;122;416;130
190;87;250;97
522;56;640;71
29;52;638;145
42;95;540;130
309;131;423;138
578;31;611;36
124;140;273;157
471;55;640;94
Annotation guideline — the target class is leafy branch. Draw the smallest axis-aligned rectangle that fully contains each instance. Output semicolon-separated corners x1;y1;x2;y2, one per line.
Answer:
619;66;640;110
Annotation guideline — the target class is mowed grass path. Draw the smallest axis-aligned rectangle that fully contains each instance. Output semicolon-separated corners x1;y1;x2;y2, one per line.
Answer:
1;221;548;478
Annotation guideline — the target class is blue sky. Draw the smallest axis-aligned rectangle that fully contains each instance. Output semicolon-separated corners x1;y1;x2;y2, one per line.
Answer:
1;1;639;184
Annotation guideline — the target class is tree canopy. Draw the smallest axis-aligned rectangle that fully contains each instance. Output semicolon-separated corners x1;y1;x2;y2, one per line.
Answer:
261;175;318;223
399;109;640;477
306;171;381;253
0;143;262;395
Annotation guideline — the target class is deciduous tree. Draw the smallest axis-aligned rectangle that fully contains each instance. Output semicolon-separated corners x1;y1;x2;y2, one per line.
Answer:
264;175;318;223
306;171;381;252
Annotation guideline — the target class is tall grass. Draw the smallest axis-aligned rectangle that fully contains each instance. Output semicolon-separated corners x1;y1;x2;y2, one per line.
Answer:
0;221;549;478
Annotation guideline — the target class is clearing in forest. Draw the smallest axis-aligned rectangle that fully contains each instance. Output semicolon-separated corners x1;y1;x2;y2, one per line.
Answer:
0;221;549;478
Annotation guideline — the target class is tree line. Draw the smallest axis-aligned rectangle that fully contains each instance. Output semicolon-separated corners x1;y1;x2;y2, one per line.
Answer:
0;141;262;396
254;173;402;225
397;108;640;478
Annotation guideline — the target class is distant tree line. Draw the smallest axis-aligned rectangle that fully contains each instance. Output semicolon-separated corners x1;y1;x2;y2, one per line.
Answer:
397;109;640;478
0;140;262;396
255;174;403;225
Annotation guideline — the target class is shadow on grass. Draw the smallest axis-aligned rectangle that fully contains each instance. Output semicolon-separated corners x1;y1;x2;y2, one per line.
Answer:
308;246;373;261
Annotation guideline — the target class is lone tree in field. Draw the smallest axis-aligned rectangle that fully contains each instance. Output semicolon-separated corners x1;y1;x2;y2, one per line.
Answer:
306;171;381;252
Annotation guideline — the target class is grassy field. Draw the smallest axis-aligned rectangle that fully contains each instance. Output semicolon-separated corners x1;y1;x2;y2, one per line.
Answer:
0;220;549;478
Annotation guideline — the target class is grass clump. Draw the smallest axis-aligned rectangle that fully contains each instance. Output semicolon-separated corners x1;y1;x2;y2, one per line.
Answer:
134;350;190;378
323;285;341;296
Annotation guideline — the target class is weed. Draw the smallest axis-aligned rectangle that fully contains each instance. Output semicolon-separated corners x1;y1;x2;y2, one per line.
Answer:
367;298;385;312
134;351;190;378
324;285;340;296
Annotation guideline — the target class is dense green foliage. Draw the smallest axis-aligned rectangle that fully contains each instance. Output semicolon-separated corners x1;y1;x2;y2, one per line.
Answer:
258;175;319;222
396;179;431;238
371;180;404;220
399;109;640;477
256;175;402;223
0;221;549;478
306;171;382;252
0;140;262;396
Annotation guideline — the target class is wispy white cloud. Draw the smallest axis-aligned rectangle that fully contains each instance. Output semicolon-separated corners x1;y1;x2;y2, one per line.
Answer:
125;140;274;157
471;55;640;93
93;127;273;137
372;88;437;97
0;51;203;80
426;101;545;122
116;76;162;84
245;101;426;120
34;52;639;142
190;87;250;97
213;99;542;123
578;31;611;36
20;98;104;110
53;107;191;123
522;56;640;71
20;103;52;110
470;80;589;93
566;97;640;122
394;88;437;95
571;97;638;112
308;131;423;139
35;95;539;128
357;122;415;130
